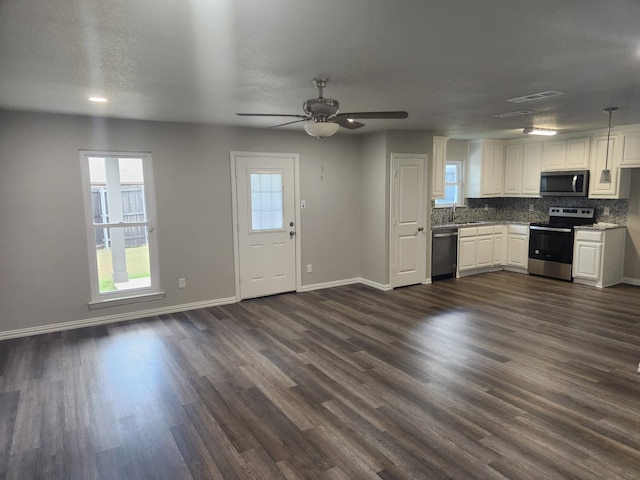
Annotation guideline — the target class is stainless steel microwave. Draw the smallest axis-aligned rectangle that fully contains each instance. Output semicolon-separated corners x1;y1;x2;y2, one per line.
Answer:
540;170;589;197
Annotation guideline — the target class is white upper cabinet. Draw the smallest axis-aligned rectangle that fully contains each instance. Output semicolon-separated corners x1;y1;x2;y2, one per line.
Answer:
503;144;523;196
431;136;448;199
566;137;591;169
541;137;590;171
504;141;542;197
620;130;640;167
467;140;504;197
589;133;630;198
522;142;543;195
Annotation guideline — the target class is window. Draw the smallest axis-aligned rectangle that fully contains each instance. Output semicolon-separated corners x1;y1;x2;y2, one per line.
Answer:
435;161;464;207
250;172;284;231
80;151;162;307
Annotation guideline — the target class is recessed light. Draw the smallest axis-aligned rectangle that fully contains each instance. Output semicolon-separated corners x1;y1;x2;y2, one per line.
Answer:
88;96;108;103
523;127;557;136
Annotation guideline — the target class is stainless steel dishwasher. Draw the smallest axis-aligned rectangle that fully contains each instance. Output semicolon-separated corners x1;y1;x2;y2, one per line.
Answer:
432;228;458;280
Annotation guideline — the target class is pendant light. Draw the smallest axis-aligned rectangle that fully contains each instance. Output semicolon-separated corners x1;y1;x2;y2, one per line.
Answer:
600;107;618;184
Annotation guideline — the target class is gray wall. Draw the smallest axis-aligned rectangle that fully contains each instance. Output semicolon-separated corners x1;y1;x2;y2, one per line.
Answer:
0;110;364;334
359;132;388;285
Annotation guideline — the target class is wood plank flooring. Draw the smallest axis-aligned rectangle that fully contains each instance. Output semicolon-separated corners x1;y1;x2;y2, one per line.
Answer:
1;271;640;479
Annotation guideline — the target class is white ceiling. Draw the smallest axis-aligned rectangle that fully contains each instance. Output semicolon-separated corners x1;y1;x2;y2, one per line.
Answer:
1;0;639;139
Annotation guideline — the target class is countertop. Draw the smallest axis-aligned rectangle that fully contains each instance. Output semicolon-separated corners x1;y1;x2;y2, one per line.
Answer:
574;223;624;231
432;221;529;230
432;221;625;231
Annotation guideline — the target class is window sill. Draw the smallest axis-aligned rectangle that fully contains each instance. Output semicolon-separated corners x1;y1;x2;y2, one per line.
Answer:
88;291;165;310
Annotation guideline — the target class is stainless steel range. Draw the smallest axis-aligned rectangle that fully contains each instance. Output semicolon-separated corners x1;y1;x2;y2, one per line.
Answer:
528;207;595;281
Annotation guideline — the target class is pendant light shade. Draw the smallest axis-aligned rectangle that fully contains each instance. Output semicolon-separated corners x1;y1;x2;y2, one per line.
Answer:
600;107;617;184
304;121;340;138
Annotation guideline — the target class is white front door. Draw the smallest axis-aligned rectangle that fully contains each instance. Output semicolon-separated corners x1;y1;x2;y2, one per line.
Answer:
232;152;298;299
391;153;426;287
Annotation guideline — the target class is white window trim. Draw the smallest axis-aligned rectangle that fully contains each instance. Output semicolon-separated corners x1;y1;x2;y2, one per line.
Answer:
435;160;464;208
80;150;163;306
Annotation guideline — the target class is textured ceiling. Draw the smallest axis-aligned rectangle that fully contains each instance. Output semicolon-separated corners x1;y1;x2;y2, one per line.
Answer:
1;0;639;139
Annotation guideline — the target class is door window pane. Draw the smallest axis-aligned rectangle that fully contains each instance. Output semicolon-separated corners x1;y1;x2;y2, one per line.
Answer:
250;173;284;230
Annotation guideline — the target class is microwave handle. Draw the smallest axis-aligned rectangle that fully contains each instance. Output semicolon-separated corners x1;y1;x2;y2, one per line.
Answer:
572;175;577;193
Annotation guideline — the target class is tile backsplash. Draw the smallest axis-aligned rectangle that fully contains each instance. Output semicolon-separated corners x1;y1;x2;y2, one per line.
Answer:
432;197;628;226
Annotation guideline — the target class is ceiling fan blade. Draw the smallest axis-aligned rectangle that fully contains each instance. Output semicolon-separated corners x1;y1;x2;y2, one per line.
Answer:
236;113;308;119
337;111;409;120
334;116;365;129
270;119;308;128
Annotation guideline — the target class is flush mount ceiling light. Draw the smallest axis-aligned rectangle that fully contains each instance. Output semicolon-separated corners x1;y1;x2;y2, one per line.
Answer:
88;96;108;103
523;127;557;136
600;106;618;184
304;121;340;138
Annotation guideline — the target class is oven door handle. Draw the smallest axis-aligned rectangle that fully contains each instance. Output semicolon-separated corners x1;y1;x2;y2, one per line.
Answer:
530;225;572;233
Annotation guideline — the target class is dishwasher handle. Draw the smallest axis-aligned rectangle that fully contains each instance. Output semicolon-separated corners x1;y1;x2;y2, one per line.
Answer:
433;231;458;238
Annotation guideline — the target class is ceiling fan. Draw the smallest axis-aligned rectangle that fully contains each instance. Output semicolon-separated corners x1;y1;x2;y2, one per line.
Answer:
236;78;409;138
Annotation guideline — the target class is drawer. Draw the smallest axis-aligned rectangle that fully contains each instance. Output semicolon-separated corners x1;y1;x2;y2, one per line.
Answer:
508;224;529;235
458;227;477;237
575;230;603;242
477;225;494;236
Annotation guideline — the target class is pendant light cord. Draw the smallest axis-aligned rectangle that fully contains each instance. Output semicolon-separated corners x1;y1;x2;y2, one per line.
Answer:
603;106;617;171
604;109;612;170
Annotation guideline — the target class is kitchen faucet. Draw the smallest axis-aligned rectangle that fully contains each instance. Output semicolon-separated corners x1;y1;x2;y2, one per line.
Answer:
450;202;456;223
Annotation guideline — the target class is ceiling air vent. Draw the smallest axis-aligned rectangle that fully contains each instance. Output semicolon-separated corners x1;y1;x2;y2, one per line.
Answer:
494;110;533;118
506;91;564;104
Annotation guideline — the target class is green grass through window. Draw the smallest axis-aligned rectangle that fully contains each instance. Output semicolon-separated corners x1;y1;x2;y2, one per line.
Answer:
96;245;151;292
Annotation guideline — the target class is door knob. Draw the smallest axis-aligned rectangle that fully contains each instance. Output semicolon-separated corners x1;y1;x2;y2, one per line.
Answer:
289;231;296;238
418;227;424;231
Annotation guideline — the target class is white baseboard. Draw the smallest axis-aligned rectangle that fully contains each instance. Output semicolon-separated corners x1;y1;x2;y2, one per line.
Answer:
622;277;640;287
297;277;362;292
358;277;392;291
2;277;399;340
0;297;237;341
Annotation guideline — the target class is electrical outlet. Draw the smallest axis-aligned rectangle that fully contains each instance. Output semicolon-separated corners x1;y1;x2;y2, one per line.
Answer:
306;264;312;273
604;207;610;216
301;200;306;209
484;204;488;211
178;278;186;288
529;204;534;212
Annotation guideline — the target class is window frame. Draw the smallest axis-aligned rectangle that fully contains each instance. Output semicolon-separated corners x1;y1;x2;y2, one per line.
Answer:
435;160;464;208
80;150;163;308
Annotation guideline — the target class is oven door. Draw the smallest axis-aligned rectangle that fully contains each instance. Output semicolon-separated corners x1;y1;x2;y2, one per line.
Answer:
528;226;574;264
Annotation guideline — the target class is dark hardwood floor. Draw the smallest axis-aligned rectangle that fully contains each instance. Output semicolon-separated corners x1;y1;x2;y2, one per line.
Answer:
1;271;640;479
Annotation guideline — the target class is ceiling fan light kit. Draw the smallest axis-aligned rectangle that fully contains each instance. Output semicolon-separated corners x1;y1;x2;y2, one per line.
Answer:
304;121;340;138
236;78;408;137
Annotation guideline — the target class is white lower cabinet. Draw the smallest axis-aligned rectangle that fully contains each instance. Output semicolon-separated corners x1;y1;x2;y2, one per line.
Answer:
573;228;625;288
458;227;478;272
492;225;506;266
457;225;505;275
505;224;529;271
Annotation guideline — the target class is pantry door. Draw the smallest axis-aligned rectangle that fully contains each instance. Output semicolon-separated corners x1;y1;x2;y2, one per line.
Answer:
232;152;299;299
390;153;427;288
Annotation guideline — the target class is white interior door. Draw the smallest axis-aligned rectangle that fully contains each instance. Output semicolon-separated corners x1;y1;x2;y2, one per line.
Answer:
391;153;426;287
233;153;297;299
